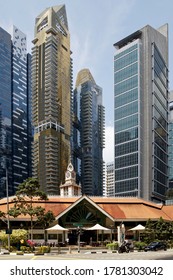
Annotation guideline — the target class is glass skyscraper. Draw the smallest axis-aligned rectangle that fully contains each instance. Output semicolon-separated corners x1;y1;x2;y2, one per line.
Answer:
168;91;173;189
0;26;32;197
12;26;32;189
73;69;105;196
32;5;72;194
0;27;12;197
114;24;169;202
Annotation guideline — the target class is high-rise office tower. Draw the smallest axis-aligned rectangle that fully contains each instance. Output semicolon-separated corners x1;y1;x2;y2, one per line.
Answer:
168;91;173;189
73;69;105;196
0;26;32;197
114;24;169;202
32;5;72;194
105;162;115;197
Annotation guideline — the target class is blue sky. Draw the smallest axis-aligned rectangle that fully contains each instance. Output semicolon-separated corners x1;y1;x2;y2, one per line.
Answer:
0;0;173;163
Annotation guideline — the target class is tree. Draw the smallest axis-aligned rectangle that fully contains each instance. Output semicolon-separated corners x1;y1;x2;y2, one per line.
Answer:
8;177;49;242
0;229;28;247
143;218;173;244
37;209;55;241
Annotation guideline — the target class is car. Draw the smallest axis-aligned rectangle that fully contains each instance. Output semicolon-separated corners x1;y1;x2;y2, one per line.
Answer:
144;241;167;252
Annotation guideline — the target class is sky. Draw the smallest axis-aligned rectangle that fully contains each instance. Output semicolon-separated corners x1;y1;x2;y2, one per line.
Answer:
0;0;173;163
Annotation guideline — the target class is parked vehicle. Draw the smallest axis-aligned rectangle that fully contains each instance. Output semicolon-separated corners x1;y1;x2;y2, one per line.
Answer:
144;241;167;252
118;241;130;253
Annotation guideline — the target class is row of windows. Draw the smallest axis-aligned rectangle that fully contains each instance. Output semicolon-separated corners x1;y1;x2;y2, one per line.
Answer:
115;165;138;181
114;62;138;84
115;127;138;145
153;94;167;119
154;71;167;96
154;131;167;152
154;143;168;164
114;49;138;72
154;181;167;196
115;87;138;108
115;113;138;132
154;45;167;76
114;44;138;60
115;140;138;157
154;156;168;174
154;169;167;185
154;82;167;109
153;106;167;129
115;153;138;169
154;119;167;141
154;58;167;87
115;101;138;120
115;178;138;193
114;75;138;96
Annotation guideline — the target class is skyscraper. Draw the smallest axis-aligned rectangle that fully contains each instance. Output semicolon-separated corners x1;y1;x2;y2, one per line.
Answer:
168;91;173;189
0;27;12;197
0;26;32;197
105;162;115;197
73;69;105;196
114;24;169;202
12;26;32;189
32;5;72;194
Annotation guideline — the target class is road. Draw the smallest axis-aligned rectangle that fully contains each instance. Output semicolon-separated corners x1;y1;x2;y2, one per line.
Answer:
0;249;173;260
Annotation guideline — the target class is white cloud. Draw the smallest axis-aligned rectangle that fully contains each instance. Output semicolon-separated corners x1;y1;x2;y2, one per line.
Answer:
103;125;114;164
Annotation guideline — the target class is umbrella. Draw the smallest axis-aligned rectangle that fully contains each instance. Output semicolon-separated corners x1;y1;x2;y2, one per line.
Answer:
129;224;145;241
46;224;68;243
129;224;145;231
86;223;109;242
46;224;68;232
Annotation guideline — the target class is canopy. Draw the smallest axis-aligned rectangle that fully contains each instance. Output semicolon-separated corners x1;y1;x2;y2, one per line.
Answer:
129;224;145;231
86;223;109;231
129;224;145;241
86;223;109;243
46;224;68;232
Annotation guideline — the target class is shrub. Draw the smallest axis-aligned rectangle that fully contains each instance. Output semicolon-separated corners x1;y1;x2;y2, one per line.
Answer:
36;246;50;253
106;242;118;250
134;241;147;251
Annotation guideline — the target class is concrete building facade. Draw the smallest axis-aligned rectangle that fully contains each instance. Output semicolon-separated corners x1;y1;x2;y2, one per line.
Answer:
114;24;169;202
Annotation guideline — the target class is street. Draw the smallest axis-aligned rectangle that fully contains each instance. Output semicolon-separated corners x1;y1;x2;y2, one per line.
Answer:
0;249;173;260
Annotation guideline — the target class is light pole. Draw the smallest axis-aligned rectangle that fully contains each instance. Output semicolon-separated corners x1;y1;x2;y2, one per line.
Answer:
6;168;10;251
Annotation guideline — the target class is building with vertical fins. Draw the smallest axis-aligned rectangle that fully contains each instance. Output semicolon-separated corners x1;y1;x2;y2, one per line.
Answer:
114;24;169;203
32;5;72;194
168;91;173;189
0;26;32;197
73;69;105;196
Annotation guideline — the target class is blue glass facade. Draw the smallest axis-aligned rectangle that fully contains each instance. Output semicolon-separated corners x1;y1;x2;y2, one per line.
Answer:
0;26;32;197
73;69;105;195
0;27;12;197
114;41;141;197
114;25;169;202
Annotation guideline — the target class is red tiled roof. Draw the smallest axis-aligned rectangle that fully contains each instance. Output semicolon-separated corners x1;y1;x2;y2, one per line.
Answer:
0;195;172;222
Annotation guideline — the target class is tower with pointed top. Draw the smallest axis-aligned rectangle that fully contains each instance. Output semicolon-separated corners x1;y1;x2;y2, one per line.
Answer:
32;5;72;194
60;162;81;196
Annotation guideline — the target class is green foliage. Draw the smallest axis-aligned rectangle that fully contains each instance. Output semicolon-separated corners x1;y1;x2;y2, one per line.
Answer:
8;178;49;241
143;218;173;244
106;242;118;250
0;210;5;218
36;245;50;253
166;188;173;199
37;210;55;229
133;241;147;250
0;229;28;246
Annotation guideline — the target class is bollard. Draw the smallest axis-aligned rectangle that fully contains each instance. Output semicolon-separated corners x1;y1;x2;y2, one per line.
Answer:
69;246;71;254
